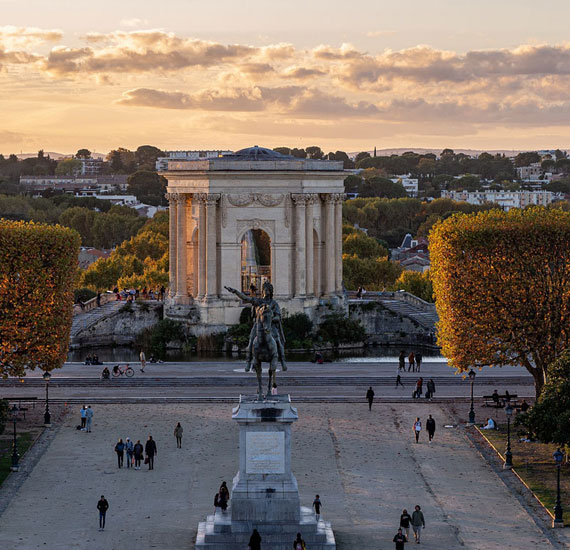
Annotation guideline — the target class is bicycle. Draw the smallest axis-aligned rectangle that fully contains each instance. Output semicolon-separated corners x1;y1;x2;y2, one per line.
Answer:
112;364;134;377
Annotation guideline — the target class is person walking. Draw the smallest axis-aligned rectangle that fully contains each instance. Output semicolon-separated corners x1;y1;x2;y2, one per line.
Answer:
411;505;425;544
393;527;408;549
313;494;322;521
140;350;146;373
218;481;230;512
426;379;435;401
413;417;422;443
408;351;415;372
80;406;87;430
133;440;144;469
125;437;134;468
293;532;306;550
414;377;423;399
399;350;406;372
97;495;109;531
114;438;125;468
415;351;422;372
400;508;412;540
395;371;404;389
174;422;183;449
366;387;375;411
145;435;157;470
248;528;262;550
85;405;94;432
426;415;436;443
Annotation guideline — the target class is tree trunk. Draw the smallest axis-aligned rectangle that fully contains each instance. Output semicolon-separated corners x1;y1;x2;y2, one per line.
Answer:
529;367;545;400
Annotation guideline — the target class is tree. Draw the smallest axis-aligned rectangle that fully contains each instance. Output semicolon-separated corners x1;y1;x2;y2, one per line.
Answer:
430;207;570;398
135;145;164;169
517;352;570;445
316;313;366;347
273;147;291;156
355;151;371;163
393;270;433;302
305;146;323;160
55;158;82;176
0;220;80;377
76;149;91;159
127;170;168;206
343;255;402;290
343;231;388;259
359;177;406;199
514;151;540;167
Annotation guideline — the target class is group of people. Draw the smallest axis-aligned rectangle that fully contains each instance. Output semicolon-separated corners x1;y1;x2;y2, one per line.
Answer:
79;405;94;432
247;530;308;550
412;377;436;400
213;481;230;513
396;506;426;546
113;435;157;470
412;415;436;443
399;350;423;372
84;354;101;365
113;286;166;302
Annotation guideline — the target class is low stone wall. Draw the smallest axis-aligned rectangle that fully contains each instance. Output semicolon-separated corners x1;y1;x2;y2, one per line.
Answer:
349;301;434;346
70;302;163;348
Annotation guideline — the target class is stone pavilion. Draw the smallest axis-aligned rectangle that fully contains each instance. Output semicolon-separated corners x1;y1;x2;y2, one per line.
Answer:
162;146;346;330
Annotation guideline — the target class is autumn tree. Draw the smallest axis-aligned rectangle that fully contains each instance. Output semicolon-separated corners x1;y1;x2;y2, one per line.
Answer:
0;220;80;377
393;270;434;302
430;207;570;397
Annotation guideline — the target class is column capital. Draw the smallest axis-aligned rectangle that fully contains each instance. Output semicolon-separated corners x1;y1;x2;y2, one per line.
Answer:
165;191;180;202
291;193;309;205
205;193;221;206
321;192;345;204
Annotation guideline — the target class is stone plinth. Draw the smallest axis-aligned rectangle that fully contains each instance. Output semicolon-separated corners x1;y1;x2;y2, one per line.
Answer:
195;395;336;550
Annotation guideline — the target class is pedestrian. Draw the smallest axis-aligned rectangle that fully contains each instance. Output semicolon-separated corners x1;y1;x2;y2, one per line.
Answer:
399;350;406;372
313;494;322;521
218;481;230;511
125;437;134;467
174;422;183;449
114;438;125;468
133;439;144;469
366;386;375;411
408;351;415;372
356;286;362;299
415;351;422;372
159;285;165;301
426;415;436;443
393;527;408;549
293;532;306;550
85;405;94;432
411;505;425;544
415;377;423;398
96;292;101;307
80;405;87;430
426;379;435;401
145;435;157;470
97;495;109;531
140;350;146;372
400;508;412;540
413;417;422;443
271;383;278;395
395;372;404;389
248;528;262;550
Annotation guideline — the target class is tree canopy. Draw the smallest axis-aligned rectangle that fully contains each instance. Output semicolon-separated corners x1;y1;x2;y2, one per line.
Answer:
430;207;570;397
127;170;168;206
0;220;80;377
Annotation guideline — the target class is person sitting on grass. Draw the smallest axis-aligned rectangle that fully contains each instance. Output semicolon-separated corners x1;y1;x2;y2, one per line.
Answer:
481;417;496;430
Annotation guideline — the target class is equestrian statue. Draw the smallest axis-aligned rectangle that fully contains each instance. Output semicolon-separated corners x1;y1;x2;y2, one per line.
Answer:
225;281;287;400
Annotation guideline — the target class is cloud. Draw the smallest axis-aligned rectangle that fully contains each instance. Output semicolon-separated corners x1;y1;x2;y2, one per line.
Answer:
282;66;326;79
120;18;149;28
0;25;62;49
366;30;397;38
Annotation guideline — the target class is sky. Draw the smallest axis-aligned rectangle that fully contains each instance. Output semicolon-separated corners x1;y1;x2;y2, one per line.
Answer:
2;0;570;154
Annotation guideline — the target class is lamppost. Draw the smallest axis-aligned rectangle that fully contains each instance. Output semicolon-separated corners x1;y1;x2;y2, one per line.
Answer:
503;404;513;470
468;369;476;424
43;370;51;427
553;448;564;528
10;404;19;472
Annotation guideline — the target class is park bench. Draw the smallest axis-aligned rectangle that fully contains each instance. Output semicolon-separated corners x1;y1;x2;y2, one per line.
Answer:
2;397;38;419
482;394;518;409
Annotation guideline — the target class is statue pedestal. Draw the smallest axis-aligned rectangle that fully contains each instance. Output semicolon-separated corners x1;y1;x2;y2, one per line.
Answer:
195;395;336;550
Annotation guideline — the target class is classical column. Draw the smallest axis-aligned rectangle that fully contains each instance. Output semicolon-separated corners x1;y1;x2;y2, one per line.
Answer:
305;194;316;296
292;194;306;297
197;194;207;298
335;194;344;293
323;194;336;295
175;194;188;299
166;192;178;297
205;193;220;298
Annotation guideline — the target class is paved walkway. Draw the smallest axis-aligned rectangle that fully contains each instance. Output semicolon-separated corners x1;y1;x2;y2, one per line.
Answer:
0;402;562;549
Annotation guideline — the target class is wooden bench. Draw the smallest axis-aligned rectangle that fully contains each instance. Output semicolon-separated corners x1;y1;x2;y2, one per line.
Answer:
482;394;518;408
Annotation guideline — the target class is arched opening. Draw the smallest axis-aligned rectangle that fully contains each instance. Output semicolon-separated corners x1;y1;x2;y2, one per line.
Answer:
241;229;271;294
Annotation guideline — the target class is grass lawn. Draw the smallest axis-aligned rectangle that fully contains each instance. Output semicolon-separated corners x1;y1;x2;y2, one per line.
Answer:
0;432;34;486
480;424;569;525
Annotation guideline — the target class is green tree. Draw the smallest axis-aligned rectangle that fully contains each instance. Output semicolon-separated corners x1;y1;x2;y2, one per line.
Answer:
355;151;371;163
306;146;324;160
514;151;541;167
343;255;402;290
359;177;406;198
316;313;366;347
55;158;82;176
343;231;388;259
135;145;164;169
127;170;168;206
76;149;91;159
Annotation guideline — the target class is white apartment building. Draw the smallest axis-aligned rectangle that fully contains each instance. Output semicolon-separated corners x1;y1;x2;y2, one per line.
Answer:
441;189;557;211
80;157;103;176
516;163;551;182
20;175;128;193
155;150;232;171
390;175;419;197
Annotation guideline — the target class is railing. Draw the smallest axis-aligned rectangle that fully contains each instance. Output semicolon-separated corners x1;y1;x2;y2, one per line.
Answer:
347;290;436;314
72;292;115;316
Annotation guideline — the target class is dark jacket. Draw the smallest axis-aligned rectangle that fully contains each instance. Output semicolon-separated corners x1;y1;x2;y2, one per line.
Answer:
411;510;425;527
393;533;407;550
133;443;144;457
400;513;411;528
426;418;436;433
366;388;374;401
97;499;109;513
145;439;157;457
115;442;125;453
249;530;262;550
427;380;436;394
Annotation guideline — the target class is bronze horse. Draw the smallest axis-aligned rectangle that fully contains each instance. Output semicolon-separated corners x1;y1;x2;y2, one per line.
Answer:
252;303;279;399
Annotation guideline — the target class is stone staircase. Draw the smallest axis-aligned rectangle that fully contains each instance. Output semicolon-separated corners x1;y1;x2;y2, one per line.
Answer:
70;300;124;340
375;297;439;330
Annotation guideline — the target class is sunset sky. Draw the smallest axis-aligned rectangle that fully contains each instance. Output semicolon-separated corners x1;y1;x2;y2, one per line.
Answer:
2;0;570;154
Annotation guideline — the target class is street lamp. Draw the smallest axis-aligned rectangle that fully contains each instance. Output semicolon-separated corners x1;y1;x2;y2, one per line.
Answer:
468;369;476;424
553;448;564;528
10;404;19;472
43;370;51;427
504;404;513;470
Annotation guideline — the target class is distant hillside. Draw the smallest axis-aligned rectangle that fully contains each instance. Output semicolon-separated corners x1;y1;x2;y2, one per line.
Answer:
349;147;569;159
15;152;106;160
